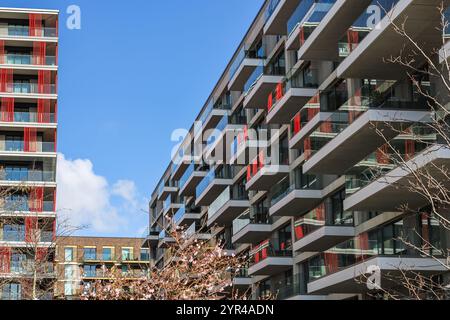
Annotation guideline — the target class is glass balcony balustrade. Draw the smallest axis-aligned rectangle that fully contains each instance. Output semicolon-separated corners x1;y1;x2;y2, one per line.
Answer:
6;25;58;38
345;131;437;196
267;66;319;113
338;0;400;59
302;79;432;161
250;239;292;266
195;166;233;199
198;95;233;128
265;0;282;22
232;207;272;236
270;170;322;207
1;83;57;95
1;199;54;212
287;0;336;39
2;141;55;153
0;112;56;123
2;53;57;66
305;219;409;283
229;43;266;81
0;168;55;182
208;184;248;220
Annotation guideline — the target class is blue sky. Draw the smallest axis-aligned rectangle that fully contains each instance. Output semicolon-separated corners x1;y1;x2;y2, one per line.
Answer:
2;0;264;237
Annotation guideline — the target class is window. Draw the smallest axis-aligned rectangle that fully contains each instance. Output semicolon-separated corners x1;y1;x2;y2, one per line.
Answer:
64;283;76;297
102;247;113;261
140;249;149;261
121;248;132;261
64;247;74;262
83;265;96;278
64;265;77;279
329;189;353;226
2;283;21;300
83;247;96;260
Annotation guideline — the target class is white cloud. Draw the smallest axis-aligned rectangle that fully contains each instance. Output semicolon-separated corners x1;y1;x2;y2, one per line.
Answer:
112;180;137;205
56;153;146;235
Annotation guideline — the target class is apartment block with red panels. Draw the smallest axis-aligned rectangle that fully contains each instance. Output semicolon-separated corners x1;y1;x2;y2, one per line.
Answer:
0;7;58;301
143;0;450;300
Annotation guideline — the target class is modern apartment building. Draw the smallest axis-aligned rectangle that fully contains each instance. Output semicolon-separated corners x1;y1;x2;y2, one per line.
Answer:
0;7;59;300
144;0;450;300
54;236;151;299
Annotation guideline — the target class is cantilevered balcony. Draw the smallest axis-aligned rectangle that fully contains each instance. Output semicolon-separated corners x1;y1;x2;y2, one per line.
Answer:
243;64;285;110
266;66;318;124
233;267;252;289
307;256;448;294
344;146;450;212
232;209;272;245
158;180;179;201
246;148;290;191
0;23;58;40
158;230;175;249
162;195;183;216
195;166;233;206
264;0;301;35
295;0;370;60
285;0;336;52
269;174;324;218
337;0;445;79
1;53;57;68
0;140;56;156
248;240;293;276
173;206;201;227
302;79;432;175
293;206;354;252
197;96;232;137
207;185;249;227
289;106;333;150
0;168;55;186
178;163;208;197
228;45;265;92
0;110;56;125
142;228;160;248
203;113;246;163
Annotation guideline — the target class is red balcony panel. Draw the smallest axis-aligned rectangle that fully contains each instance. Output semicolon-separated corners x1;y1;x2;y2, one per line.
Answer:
0;247;11;273
0;40;4;64
38;70;52;94
0;69;13;92
24;127;37;152
36;247;48;262
1;97;14;122
29;13;44;37
25;217;39;243
33;42;47;66
38;99;52;123
29;187;44;212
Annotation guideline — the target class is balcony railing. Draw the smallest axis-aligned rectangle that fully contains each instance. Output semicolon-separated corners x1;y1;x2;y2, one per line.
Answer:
1;54;57;66
208;185;248;220
1;83;57;95
232;208;272;235
338;0;399;59
250;240;292;266
303;79;431;160
198;96;233;128
1;200;55;212
0;112;56;124
229;44;266;81
179;162;208;191
0;169;55;183
195;166;233;199
265;0;282;22
267;66;318;113
287;0;335;37
5;25;58;38
270;171;321;207
1;141;55;153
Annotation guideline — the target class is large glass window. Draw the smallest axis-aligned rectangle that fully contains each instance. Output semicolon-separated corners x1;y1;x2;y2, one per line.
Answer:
64;247;74;262
83;247;96;260
83;265;96;278
102;247;113;261
121;248;132;261
2;283;21;300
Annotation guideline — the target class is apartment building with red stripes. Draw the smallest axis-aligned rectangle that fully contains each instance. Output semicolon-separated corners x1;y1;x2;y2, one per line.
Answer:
0;7;58;300
144;0;450;300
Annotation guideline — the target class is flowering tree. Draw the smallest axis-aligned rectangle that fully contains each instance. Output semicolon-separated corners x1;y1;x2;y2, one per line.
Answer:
82;224;249;300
